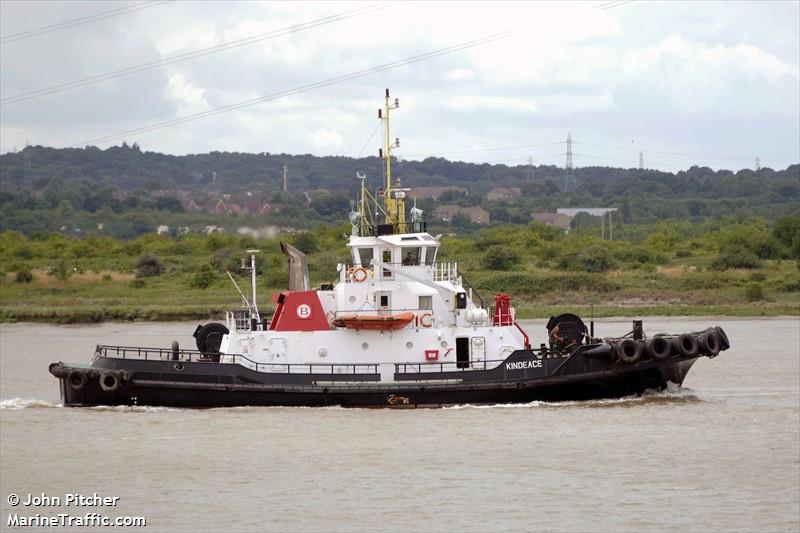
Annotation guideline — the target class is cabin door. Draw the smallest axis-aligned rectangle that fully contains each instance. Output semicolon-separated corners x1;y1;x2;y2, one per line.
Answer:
456;337;470;369
269;338;287;361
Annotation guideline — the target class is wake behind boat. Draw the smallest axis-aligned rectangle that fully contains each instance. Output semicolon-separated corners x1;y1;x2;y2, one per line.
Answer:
49;90;731;408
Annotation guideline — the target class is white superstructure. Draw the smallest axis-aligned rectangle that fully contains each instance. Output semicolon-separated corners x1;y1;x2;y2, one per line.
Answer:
218;90;531;380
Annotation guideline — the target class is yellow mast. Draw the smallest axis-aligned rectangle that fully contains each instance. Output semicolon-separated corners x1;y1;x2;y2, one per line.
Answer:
380;88;405;230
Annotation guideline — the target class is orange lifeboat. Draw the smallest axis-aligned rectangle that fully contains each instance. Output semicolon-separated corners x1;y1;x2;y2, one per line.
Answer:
332;311;416;331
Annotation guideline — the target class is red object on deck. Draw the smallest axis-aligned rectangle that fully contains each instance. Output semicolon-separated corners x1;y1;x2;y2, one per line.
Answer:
269;291;331;331
493;293;513;326
332;311;415;331
425;349;439;361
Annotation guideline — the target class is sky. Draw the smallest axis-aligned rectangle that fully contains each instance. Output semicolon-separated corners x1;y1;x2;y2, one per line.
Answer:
1;0;798;173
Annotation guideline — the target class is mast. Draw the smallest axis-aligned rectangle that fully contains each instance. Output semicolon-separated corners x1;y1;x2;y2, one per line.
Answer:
378;88;405;230
246;249;260;321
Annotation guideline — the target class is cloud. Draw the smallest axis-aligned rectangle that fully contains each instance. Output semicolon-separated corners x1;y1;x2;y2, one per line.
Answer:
0;1;797;172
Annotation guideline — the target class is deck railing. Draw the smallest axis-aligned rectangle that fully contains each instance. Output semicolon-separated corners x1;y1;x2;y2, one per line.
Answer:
396;358;506;373
93;345;506;375
433;262;459;282
94;345;379;375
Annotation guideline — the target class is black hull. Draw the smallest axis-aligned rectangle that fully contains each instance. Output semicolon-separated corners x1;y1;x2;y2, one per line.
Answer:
50;347;703;408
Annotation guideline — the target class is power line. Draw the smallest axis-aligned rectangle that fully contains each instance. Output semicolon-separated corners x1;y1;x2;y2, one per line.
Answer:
572;140;755;161
0;1;169;45
69;30;516;148
1;4;385;106
471;153;565;165
401;141;564;158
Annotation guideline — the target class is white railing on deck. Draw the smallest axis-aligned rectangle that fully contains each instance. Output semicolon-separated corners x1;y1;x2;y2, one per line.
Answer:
227;309;252;331
433;262;459;282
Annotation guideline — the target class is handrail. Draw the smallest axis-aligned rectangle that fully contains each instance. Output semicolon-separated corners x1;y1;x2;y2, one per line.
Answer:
458;270;484;308
94;345;379;375
395;358;512;374
93;344;517;375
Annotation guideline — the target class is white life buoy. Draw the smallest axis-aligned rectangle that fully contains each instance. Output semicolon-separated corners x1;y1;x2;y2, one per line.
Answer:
351;267;368;283
419;312;433;328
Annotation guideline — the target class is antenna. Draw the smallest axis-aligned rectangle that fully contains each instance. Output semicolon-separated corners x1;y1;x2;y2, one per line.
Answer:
639;151;644;170
755;156;761;171
563;133;576;193
379;88;404;230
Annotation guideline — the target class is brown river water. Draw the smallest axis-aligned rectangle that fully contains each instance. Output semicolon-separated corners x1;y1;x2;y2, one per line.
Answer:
1;317;798;532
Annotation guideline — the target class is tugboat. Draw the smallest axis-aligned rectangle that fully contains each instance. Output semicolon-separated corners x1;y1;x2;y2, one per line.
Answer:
49;90;731;408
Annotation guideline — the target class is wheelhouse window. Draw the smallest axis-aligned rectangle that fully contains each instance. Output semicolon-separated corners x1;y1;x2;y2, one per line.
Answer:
357;247;374;266
423;246;437;266
402;247;421;266
418;295;432;310
382;249;393;279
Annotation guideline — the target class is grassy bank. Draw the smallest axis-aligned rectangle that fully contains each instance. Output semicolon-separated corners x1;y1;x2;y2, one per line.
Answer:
1;222;798;323
0;267;796;324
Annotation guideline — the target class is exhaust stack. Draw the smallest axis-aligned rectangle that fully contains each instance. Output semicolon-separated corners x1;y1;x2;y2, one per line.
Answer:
280;242;310;291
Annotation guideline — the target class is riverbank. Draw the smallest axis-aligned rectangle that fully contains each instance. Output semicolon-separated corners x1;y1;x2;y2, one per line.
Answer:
1;299;796;324
1;226;798;323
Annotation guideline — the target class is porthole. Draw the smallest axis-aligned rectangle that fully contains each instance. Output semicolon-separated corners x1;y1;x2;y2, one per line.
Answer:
361;342;369;350
406;341;413;349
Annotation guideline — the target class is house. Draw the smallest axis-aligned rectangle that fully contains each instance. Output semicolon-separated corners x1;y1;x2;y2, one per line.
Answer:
433;205;491;224
460;206;490;224
212;199;230;215
556;207;618;217
185;199;203;212
433;205;461;222
156;225;170;235
487;187;521;201
531;212;572;231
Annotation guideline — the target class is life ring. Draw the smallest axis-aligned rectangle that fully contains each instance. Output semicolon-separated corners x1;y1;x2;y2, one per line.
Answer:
67;371;88;391
351;267;368;283
99;372;121;392
419;312;433;328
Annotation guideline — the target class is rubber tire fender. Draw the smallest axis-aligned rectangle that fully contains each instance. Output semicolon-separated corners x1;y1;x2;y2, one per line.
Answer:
67;371;88;391
194;322;230;354
698;329;720;356
673;334;699;358
714;326;730;351
99;372;121;392
616;339;643;364
645;336;672;361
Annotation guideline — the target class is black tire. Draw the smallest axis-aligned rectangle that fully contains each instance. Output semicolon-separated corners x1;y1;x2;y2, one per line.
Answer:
645;336;672;360
616;339;642;364
194;322;229;361
99;373;121;392
67;371;88;391
673;334;699;358
714;326;730;351
698;329;721;356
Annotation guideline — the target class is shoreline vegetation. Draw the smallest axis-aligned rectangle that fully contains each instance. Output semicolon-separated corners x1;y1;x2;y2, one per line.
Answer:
1;217;799;324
